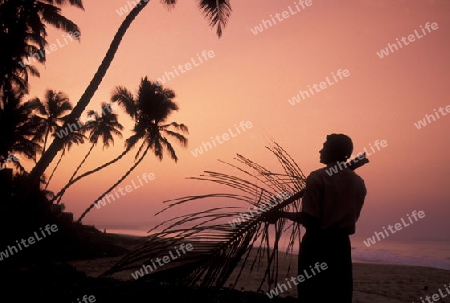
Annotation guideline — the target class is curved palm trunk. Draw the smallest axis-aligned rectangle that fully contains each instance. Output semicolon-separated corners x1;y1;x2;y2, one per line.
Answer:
55;143;95;204
51;146;131;204
42;127;50;155
44;149;65;190
68;143;95;182
77;145;150;223
27;0;151;189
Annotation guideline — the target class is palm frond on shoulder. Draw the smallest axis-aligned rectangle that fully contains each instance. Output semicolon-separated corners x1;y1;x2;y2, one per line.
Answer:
101;141;306;291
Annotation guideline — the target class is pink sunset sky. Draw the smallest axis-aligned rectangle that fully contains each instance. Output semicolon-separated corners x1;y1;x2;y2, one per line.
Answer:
23;0;450;240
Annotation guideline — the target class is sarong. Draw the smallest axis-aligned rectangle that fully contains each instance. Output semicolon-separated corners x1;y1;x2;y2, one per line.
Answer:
297;228;353;303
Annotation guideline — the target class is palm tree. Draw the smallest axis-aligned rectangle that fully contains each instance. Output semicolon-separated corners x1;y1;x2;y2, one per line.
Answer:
54;103;123;203
76;77;188;222
32;90;73;154
0;0;84;94
0;87;43;172
27;0;231;189
45;81;174;205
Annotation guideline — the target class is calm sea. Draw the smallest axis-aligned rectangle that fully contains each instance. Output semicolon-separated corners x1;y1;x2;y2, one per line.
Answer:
350;235;450;270
100;227;450;271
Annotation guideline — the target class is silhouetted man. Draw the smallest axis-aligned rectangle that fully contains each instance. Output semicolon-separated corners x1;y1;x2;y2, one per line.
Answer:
268;134;367;302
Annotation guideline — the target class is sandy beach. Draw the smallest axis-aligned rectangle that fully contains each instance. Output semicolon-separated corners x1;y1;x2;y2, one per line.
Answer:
67;233;450;303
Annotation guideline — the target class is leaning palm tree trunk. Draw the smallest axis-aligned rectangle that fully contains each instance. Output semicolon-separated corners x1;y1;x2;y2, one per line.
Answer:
51;146;131;204
27;0;151;188
68;143;95;182
44;149;65;190
101;141;368;291
55;143;95;204
42;127;50;155
76;143;150;222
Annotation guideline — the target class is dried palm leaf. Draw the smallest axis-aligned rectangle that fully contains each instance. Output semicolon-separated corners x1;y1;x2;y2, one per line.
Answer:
101;140;368;292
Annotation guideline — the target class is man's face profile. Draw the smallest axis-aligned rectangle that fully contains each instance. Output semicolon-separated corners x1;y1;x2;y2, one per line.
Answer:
319;142;332;164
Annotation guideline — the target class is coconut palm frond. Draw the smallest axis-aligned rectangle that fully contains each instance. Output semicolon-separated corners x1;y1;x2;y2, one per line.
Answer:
101;141;306;290
101;141;369;291
198;0;232;38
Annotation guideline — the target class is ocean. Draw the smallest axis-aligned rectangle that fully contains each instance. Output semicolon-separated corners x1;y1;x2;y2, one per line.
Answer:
100;227;450;271
350;235;450;270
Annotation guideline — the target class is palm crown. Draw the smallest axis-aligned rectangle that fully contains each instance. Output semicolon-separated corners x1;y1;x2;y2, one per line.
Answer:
32;90;73;154
84;103;124;148
0;0;84;93
113;77;188;162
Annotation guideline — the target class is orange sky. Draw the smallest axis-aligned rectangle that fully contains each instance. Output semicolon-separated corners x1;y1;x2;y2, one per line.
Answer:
24;0;450;240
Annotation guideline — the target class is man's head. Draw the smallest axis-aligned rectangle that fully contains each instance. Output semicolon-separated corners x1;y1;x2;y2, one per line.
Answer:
319;134;353;164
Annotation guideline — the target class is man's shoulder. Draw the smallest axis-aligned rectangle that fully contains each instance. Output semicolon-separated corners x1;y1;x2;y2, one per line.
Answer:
306;168;322;177
309;167;328;177
309;166;365;182
306;167;329;182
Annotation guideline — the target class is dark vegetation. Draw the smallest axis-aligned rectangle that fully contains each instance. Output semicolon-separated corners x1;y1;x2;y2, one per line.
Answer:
0;1;307;302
